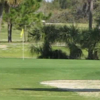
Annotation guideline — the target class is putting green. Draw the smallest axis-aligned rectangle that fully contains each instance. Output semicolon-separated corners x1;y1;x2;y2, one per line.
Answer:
0;58;100;100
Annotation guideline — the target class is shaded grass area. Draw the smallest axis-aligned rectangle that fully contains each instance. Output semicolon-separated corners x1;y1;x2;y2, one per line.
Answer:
52;46;88;59
0;58;100;100
0;43;88;59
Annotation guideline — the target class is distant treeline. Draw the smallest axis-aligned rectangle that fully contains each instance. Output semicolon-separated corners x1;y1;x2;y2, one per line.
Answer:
40;0;100;23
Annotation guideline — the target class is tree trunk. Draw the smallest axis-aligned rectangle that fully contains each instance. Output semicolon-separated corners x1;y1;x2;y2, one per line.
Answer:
8;20;12;42
88;0;93;30
87;42;96;59
87;49;93;59
0;1;4;32
93;51;99;60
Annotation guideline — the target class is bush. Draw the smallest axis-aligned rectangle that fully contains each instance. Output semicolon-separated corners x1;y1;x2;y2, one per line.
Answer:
69;44;82;59
51;50;68;59
29;25;82;59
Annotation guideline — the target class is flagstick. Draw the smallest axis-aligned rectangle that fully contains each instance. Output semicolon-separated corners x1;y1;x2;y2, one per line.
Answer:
22;31;24;60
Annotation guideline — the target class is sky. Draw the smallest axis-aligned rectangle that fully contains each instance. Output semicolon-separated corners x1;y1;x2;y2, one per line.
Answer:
45;0;53;2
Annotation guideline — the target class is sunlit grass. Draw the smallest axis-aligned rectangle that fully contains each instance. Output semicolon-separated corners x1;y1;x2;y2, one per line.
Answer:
0;59;100;100
0;43;37;58
1;23;23;41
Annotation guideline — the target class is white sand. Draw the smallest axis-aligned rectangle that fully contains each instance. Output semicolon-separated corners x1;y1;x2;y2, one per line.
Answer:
40;80;100;98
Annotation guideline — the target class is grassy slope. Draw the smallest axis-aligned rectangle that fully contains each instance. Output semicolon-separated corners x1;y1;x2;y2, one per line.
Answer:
0;58;100;100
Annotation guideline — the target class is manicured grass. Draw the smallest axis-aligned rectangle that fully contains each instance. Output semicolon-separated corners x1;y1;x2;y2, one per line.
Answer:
0;58;100;100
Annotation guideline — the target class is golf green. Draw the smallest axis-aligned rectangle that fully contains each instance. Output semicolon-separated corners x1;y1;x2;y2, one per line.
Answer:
0;58;100;100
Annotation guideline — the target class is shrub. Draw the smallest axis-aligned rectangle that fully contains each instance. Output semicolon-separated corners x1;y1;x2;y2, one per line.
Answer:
51;50;68;59
69;44;82;59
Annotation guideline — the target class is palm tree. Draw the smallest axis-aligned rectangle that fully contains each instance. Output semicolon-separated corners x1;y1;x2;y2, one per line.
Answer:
88;0;94;30
81;27;100;59
82;0;94;29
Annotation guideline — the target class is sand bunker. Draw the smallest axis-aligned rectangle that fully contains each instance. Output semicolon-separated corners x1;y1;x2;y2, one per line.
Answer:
41;80;100;97
0;45;7;49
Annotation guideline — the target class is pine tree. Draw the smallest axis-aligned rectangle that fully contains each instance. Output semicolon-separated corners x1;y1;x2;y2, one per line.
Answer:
0;0;23;35
3;0;42;42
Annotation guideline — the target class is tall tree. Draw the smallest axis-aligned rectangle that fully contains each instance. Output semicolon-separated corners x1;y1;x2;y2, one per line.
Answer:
0;0;23;39
85;0;94;58
0;0;4;32
88;0;94;29
4;0;42;42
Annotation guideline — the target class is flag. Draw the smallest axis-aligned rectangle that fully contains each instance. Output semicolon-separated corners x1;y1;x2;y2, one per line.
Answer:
20;28;24;38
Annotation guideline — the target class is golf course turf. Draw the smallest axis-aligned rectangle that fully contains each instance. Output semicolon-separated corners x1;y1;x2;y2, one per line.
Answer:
0;58;100;100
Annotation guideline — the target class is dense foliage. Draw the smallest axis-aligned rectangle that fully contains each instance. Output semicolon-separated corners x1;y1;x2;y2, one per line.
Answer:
29;24;100;59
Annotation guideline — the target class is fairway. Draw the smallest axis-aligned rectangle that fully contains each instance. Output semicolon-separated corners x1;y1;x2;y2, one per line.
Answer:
0;58;100;100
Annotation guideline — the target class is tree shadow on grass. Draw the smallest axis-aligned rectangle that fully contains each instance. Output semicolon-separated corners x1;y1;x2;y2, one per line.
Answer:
12;88;100;92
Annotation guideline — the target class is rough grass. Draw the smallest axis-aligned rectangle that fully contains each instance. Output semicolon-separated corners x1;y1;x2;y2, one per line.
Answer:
0;43;88;59
0;43;38;58
1;24;22;41
0;58;100;100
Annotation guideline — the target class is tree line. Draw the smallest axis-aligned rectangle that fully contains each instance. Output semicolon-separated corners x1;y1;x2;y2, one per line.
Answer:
0;0;100;42
29;0;100;60
0;0;43;42
0;0;100;60
42;0;100;25
29;23;100;60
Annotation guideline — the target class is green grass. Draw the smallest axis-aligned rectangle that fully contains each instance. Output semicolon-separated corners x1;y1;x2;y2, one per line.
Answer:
0;43;88;59
0;23;96;42
0;43;38;58
1;24;22;41
0;43;89;59
0;58;100;100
